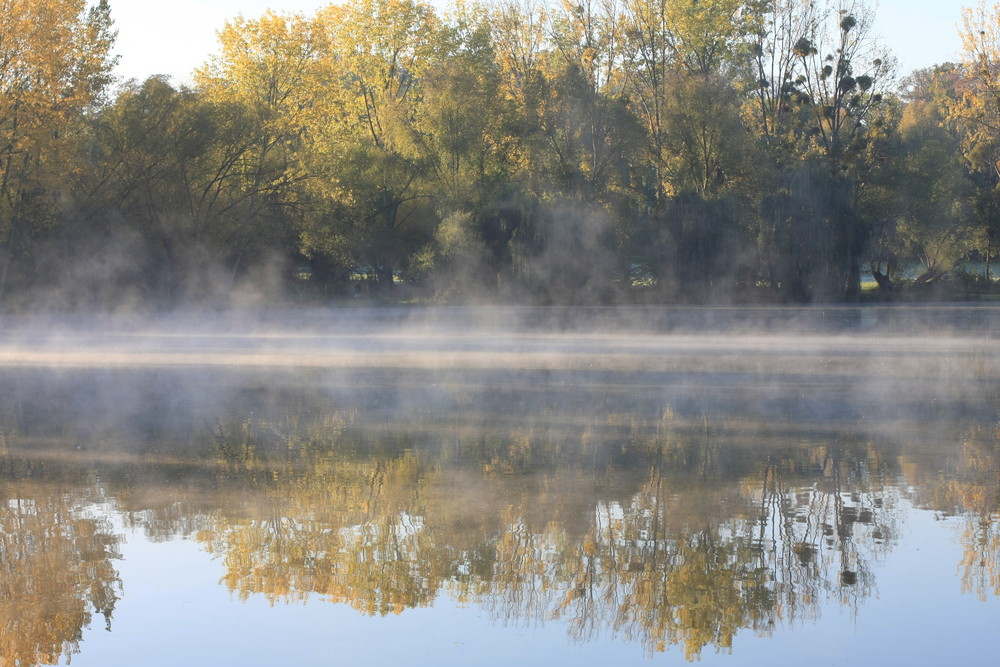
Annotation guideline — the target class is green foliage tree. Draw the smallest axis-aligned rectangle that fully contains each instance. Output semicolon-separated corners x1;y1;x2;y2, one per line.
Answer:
79;75;303;305
894;67;977;285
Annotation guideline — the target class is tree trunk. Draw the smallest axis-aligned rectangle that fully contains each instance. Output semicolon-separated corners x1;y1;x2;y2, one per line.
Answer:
845;252;861;302
986;239;992;282
0;248;9;307
871;267;892;292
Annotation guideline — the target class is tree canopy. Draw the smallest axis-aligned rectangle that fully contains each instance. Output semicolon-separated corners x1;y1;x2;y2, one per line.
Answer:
0;0;998;309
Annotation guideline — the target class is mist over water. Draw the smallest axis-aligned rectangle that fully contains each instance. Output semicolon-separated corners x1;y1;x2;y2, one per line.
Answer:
2;305;996;425
0;305;997;665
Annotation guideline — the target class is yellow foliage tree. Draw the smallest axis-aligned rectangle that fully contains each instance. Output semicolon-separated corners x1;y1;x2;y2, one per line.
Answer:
0;0;116;297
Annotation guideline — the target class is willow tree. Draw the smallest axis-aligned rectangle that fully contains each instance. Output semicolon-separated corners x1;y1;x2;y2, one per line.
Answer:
0;0;117;302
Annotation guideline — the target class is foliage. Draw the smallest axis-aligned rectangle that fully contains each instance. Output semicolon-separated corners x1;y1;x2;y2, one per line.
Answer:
0;0;117;305
0;0;997;308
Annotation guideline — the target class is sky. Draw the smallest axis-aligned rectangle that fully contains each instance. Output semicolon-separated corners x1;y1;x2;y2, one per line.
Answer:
109;0;968;86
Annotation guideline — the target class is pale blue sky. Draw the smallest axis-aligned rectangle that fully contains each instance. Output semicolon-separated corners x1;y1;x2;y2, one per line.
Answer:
109;0;967;85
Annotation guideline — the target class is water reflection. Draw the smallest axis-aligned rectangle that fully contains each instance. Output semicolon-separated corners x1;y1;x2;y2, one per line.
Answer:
0;313;997;664
903;431;1000;601
0;477;121;666
189;418;915;659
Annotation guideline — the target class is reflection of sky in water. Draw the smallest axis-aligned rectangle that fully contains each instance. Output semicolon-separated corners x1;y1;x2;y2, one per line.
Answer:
65;504;996;667
80;531;602;666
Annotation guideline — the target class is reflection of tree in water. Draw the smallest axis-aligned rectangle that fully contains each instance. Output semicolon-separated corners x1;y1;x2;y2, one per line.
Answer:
203;448;443;615
906;428;1000;601
749;443;899;620
492;435;902;659
1;381;992;663
960;515;1000;600
548;482;772;661
191;411;905;660
0;360;995;665
0;471;122;667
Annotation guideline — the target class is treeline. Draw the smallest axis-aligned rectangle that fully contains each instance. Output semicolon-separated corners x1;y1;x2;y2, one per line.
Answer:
2;0;1000;309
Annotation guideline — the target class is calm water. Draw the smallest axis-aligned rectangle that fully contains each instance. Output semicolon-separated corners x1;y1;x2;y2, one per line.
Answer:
1;306;998;665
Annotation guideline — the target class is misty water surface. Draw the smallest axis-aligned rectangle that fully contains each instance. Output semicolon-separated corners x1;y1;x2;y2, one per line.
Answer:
0;306;997;665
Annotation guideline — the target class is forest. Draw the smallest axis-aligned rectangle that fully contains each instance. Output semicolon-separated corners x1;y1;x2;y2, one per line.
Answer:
3;0;1000;309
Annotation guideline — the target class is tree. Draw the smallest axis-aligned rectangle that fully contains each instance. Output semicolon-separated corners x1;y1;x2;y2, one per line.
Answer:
0;0;117;303
895;67;976;285
659;70;747;198
619;0;679;207
542;0;642;204
310;0;442;291
947;2;1000;281
405;6;521;298
68;76;200;304
660;0;760;76
415;9;506;209
789;1;894;300
744;0;894;301
193;11;329;300
79;76;304;306
744;0;820;156
620;0;756;205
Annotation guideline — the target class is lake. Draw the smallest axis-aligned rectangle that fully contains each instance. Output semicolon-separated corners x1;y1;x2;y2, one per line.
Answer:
1;306;998;665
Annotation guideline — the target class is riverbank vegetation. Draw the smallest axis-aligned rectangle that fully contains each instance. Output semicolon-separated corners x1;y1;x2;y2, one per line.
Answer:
4;0;1000;309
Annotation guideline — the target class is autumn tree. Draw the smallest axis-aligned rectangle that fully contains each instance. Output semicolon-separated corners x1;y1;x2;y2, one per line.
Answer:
403;5;515;298
545;0;638;203
553;6;640;189
616;0;759;298
192;11;329;301
745;0;818;155
947;1;1000;280
0;0;982;305
307;0;442;291
661;0;761;76
619;0;754;203
0;0;117;304
619;0;677;207
480;0;556;289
